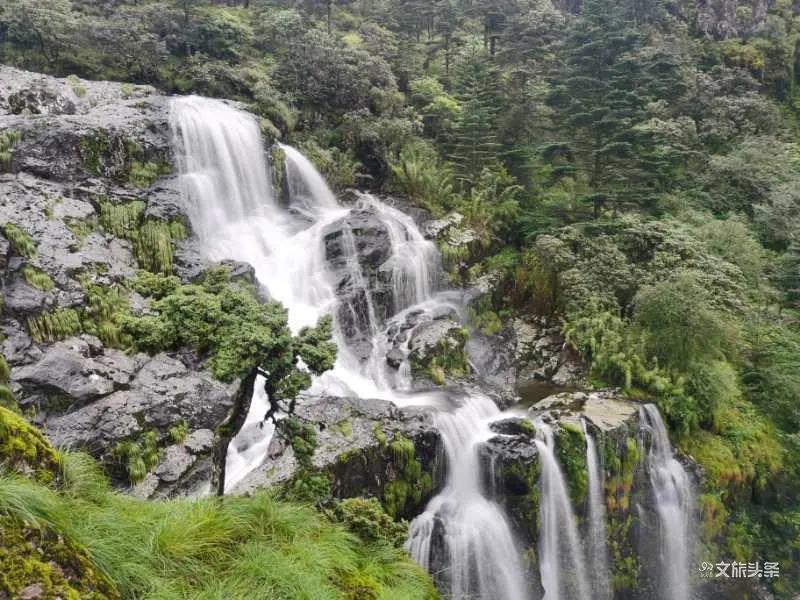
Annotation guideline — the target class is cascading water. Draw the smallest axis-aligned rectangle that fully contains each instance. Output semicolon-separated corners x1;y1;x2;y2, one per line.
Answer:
534;421;591;600
640;404;694;600
582;419;611;600
169;95;528;597
407;392;528;600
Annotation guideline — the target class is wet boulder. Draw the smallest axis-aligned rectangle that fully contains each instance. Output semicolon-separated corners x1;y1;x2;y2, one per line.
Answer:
228;395;442;519
323;207;394;360
408;319;470;385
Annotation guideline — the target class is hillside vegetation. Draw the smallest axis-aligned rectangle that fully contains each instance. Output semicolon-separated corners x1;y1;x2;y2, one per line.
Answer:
1;0;799;596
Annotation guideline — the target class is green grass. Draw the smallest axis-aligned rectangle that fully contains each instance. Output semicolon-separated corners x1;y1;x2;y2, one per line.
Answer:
21;265;55;291
2;223;36;258
0;452;438;600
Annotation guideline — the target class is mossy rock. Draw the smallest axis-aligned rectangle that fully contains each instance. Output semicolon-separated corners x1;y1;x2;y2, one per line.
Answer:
0;516;119;600
0;408;61;485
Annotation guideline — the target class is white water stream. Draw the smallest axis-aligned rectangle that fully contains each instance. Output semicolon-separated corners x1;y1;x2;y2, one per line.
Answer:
169;96;527;598
640;404;694;600
534;421;591;600
582;419;611;600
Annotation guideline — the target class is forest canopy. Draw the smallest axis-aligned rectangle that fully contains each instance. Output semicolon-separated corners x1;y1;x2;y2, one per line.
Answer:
1;0;800;596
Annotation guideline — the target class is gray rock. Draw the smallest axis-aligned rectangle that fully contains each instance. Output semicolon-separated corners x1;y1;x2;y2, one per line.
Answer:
155;445;195;483
230;395;442;518
323;207;393;359
3;279;53;315
386;347;405;369
11;337;136;410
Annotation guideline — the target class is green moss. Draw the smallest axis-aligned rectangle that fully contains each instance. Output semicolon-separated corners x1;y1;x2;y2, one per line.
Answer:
554;423;588;504
608;514;639;592
382;435;432;518
21;265;54;291
128;161;170;188
372;424;388;449
271;145;286;194
27;309;82;343
333;419;354;438
0;516;119;599
111;431;160;485
0;407;61;483
65;217;97;250
2;223;36;258
79;131;110;176
410;326;470;386
66;74;87;98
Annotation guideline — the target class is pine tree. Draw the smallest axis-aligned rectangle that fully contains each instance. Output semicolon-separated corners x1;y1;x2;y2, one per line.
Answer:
448;48;502;188
544;0;685;214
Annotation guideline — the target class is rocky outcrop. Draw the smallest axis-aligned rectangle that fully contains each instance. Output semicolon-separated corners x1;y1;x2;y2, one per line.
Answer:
513;316;584;387
323;207;394;360
478;390;653;597
0;68;246;498
229;395;442;519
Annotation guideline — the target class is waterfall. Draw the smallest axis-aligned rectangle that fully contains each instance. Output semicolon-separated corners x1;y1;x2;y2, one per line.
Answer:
169;97;528;598
280;143;338;214
582;419;611;600
407;392;528;600
640;404;694;600
534;422;591;600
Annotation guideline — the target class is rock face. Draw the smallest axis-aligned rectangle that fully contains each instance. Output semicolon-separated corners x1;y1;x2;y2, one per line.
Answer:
0;67;247;498
513;316;584;387
323;207;394;361
230;395;442;519
477;390;666;599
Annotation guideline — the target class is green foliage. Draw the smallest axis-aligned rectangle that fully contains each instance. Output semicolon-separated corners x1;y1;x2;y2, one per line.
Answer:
330;497;408;548
168;421;189;444
633;271;740;372
27;309;82;343
128;161;170;188
390;144;456;215
0;462;438;600
21;265;54;291
0;129;21;168
98;200;184;274
297;139;361;191
383;435;432;518
2;223;36;258
125;270;337;418
81;282;132;348
112;431;160;485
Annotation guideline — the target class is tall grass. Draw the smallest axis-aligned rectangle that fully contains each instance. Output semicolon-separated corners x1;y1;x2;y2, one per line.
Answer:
0;452;438;600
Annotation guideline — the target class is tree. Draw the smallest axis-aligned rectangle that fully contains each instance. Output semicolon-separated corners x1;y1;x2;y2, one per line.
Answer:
448;47;502;188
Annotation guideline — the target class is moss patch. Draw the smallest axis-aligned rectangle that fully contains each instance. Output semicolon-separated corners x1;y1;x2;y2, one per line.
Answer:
0;516;119;600
382;434;432;518
0;407;61;484
409;326;470;386
2;223;36;258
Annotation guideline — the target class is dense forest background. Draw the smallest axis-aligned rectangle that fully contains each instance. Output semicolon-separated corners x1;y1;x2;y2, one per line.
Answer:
2;0;799;594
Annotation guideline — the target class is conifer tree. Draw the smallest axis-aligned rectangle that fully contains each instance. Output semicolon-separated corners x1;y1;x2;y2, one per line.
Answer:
448;48;502;188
